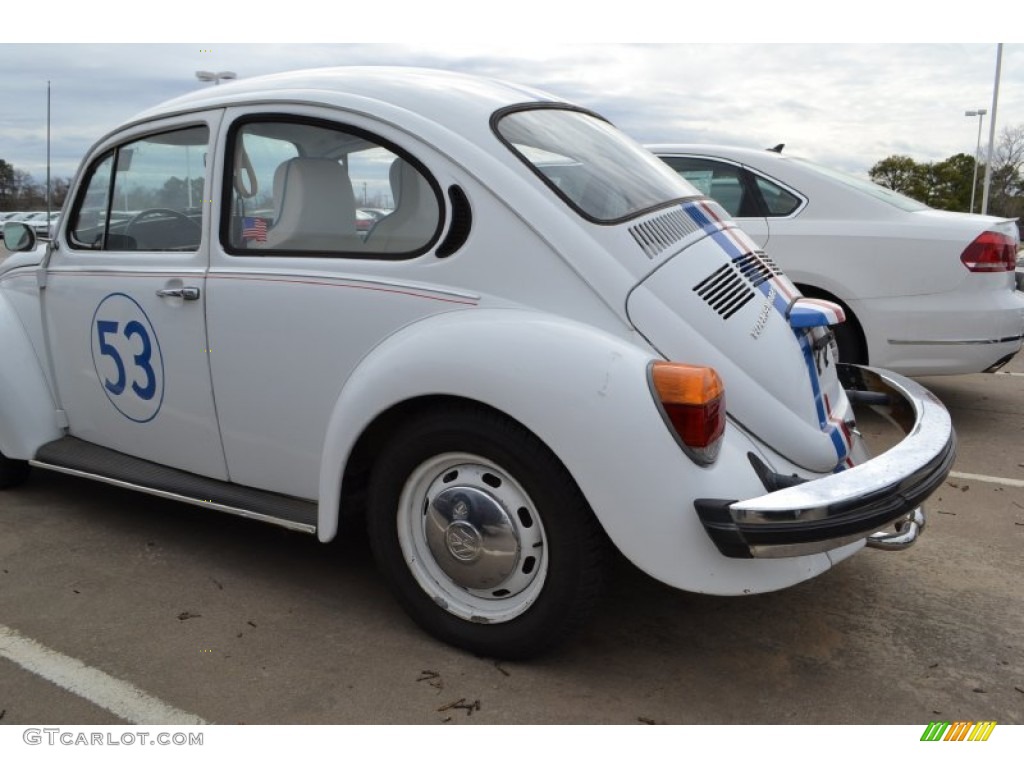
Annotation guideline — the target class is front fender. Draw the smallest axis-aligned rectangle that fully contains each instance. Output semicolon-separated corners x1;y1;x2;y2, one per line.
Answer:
0;294;61;459
317;308;658;541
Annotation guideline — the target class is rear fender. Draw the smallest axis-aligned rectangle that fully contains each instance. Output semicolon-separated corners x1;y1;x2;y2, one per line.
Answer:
316;308;843;594
316;308;660;542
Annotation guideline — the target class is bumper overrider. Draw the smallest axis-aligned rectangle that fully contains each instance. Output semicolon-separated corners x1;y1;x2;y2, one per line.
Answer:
695;364;956;559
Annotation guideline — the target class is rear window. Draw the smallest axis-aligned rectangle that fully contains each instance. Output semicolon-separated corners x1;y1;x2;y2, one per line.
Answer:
495;107;698;223
789;157;930;212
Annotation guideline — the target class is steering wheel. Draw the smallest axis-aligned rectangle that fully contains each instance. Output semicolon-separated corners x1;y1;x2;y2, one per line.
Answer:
124;208;201;248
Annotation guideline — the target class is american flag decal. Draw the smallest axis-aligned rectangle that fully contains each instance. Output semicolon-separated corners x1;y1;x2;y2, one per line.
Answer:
242;217;267;243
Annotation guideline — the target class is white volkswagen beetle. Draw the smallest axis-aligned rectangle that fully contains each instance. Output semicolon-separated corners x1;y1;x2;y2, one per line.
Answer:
0;68;954;658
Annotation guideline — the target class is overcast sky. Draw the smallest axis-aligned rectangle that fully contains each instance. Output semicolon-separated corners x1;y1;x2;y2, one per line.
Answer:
2;9;1021;187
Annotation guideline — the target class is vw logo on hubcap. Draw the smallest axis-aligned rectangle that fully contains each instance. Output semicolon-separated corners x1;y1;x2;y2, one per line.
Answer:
425;482;521;589
445;520;483;562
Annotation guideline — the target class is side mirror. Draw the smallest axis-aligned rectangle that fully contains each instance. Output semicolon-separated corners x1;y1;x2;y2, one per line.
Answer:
2;222;38;252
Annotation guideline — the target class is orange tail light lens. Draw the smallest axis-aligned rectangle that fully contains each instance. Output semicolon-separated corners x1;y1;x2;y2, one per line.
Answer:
650;362;726;465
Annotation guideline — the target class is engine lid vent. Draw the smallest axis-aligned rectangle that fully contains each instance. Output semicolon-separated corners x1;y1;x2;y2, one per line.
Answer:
693;250;784;320
629;206;699;259
693;263;755;319
734;251;778;288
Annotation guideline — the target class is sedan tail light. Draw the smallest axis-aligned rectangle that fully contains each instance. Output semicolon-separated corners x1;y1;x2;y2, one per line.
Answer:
960;231;1018;272
649;362;726;465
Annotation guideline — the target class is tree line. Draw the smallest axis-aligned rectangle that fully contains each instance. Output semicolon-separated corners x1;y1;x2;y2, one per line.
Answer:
1;158;207;214
869;124;1024;220
0;159;72;212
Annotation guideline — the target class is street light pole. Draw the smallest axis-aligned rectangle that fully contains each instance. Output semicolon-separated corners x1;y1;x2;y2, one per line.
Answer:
195;70;237;86
964;109;986;214
980;44;1003;216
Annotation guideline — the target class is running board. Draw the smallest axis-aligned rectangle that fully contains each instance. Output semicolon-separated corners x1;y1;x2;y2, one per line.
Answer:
31;436;317;534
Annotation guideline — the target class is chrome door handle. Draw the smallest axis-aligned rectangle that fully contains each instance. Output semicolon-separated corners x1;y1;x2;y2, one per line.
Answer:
156;286;201;301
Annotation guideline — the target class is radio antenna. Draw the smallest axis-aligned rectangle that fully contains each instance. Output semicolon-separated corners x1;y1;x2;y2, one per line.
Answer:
46;80;52;219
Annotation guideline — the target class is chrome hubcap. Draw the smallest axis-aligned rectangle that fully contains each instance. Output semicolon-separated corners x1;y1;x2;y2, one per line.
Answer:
426;486;520;589
397;454;548;623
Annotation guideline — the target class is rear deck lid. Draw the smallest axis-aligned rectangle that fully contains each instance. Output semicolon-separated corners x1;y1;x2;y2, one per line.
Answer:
627;200;854;473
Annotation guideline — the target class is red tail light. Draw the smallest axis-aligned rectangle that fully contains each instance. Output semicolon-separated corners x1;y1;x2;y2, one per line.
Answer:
649;362;726;465
960;231;1017;272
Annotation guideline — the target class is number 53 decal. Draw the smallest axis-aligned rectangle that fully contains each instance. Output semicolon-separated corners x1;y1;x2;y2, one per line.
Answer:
90;293;165;422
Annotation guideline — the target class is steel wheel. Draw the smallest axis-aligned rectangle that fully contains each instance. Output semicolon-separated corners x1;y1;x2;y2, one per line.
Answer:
367;405;607;659
396;453;548;624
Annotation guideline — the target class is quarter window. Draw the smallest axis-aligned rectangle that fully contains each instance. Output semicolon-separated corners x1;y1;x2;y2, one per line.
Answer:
662;156;801;218
753;175;801;216
69;126;209;251
70;154;114;247
224;119;441;258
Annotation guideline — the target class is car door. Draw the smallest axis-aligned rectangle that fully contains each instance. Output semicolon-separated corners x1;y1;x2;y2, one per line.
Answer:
659;155;771;248
205;107;448;500
44;113;229;479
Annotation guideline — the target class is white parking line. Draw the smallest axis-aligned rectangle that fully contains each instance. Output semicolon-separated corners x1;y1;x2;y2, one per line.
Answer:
994;371;1024;376
0;624;206;725
949;471;1024;489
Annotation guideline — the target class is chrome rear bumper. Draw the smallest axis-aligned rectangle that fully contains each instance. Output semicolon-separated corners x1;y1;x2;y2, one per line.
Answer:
695;364;955;559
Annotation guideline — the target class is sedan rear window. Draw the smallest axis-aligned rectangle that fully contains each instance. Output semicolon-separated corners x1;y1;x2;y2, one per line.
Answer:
789;157;930;212
495;107;698;223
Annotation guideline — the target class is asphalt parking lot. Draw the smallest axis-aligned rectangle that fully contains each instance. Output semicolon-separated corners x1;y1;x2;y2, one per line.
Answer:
1;332;1023;726
0;224;1019;729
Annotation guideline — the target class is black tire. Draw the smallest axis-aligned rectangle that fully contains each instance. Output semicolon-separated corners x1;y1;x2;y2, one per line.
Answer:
367;405;608;659
831;312;868;365
0;450;29;489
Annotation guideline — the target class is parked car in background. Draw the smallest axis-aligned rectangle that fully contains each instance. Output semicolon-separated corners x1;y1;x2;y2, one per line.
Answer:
355;208;376;233
649;144;1024;375
358;207;391;222
0;68;954;658
42;211;61;239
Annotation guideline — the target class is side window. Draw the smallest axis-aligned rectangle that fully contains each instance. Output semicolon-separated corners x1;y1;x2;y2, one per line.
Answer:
226;119;441;258
69;126;209;252
753;175;802;216
661;157;757;218
70;154;114;247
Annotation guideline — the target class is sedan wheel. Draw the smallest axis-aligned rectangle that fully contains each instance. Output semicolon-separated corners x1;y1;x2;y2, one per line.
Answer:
831;314;868;365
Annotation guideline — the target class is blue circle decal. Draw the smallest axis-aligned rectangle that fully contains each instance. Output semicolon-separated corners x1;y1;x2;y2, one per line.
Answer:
90;293;165;423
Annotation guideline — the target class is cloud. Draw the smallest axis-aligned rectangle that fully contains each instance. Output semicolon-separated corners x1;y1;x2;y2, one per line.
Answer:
0;43;1020;184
